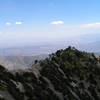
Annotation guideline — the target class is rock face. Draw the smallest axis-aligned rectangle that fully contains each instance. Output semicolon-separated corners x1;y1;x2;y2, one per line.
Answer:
0;47;100;100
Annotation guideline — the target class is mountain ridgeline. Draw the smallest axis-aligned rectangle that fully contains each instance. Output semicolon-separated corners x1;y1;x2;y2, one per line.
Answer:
0;47;100;100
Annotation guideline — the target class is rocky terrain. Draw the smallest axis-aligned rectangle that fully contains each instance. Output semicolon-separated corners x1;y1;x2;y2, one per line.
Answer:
0;47;100;100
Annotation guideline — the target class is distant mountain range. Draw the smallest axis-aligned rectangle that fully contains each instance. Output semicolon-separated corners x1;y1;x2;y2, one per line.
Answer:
0;33;100;56
0;40;100;70
0;41;100;56
0;55;47;70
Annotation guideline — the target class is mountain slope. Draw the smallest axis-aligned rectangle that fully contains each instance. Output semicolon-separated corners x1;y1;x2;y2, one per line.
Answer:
0;47;100;100
0;55;47;70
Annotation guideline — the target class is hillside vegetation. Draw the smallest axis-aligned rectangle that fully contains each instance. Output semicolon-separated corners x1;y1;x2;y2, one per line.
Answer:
0;47;100;100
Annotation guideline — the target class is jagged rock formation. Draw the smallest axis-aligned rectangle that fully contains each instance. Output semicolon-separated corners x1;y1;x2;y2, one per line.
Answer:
0;47;100;100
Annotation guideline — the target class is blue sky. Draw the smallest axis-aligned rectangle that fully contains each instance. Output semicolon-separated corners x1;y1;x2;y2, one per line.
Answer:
1;0;100;25
0;0;100;48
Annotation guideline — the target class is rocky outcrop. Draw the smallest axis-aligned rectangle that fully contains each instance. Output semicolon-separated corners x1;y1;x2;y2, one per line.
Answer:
0;47;100;100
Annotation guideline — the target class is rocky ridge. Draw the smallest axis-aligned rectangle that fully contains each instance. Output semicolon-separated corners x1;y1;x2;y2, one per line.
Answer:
0;47;100;100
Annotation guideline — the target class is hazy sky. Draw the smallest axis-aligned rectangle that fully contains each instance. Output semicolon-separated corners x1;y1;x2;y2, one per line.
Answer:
0;0;100;48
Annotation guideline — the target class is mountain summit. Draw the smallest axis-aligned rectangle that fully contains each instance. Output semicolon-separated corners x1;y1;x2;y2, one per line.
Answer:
0;47;100;100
